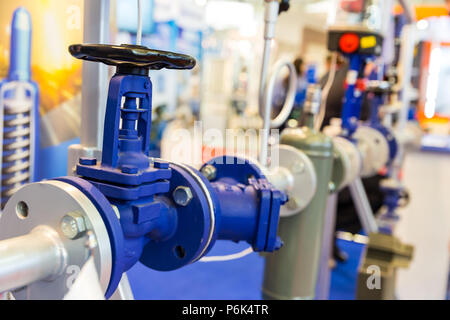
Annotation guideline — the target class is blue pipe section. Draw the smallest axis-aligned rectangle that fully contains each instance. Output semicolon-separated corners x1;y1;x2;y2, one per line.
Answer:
213;180;259;243
341;54;366;136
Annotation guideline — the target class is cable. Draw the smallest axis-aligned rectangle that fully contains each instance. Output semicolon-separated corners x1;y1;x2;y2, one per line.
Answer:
315;52;337;131
136;0;143;45
199;247;254;262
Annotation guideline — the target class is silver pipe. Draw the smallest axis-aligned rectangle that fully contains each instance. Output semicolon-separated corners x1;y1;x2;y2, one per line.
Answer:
258;0;279;167
259;45;271;167
136;0;143;46
349;178;379;234
67;0;110;175
0;226;67;293
258;39;272;116
258;1;297;166
80;0;110;149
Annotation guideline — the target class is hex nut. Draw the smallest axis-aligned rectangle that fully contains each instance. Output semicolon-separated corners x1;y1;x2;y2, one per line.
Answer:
172;186;193;207
60;212;87;239
201;165;217;181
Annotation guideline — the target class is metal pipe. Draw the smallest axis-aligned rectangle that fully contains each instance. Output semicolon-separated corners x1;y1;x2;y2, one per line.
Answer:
259;39;272;114
258;0;279;113
258;1;297;166
67;0;110;175
348;178;379;234
258;0;280;167
136;0;143;46
80;0;110;149
0;226;67;293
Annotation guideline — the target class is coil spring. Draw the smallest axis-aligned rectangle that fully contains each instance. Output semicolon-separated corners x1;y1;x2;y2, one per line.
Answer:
1;98;32;208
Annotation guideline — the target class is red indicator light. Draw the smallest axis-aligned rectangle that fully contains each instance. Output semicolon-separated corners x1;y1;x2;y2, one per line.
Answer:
339;33;359;53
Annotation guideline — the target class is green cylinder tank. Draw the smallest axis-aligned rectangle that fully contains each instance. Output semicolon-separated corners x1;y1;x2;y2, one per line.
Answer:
262;114;334;300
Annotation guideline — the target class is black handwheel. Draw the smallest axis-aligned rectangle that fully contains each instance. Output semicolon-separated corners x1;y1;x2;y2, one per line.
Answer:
69;44;196;74
279;0;290;14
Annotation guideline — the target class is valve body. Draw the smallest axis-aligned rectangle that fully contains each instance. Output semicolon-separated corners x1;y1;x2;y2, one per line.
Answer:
263;117;334;300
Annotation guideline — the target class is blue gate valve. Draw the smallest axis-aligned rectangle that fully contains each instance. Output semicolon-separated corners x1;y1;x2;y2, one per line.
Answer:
54;44;286;298
365;80;398;165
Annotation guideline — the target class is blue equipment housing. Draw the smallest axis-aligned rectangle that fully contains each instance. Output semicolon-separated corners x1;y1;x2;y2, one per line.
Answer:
340;54;398;165
56;43;286;298
337;43;406;233
0;7;39;208
365;77;408;232
340;54;367;137
341;54;406;233
366;80;398;165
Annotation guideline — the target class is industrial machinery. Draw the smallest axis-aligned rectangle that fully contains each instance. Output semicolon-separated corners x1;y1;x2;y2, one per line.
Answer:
0;43;288;299
322;0;415;300
261;82;365;300
254;0;363;300
364;79;408;234
0;7;39;209
228;0;327;300
262;84;335;300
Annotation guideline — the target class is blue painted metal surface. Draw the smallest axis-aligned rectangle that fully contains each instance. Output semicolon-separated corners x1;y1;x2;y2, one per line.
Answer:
366;76;398;164
380;185;403;218
364;73;402;230
202;156;286;252
371;123;398;164
139;162;218;271
341;54;366;137
341;54;398;163
54;176;125;298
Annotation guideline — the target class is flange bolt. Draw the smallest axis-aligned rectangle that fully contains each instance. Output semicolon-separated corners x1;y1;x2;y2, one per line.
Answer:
121;165;139;174
201;165;217;181
274;237;284;250
79;158;97;166
60;212;87;240
173;186;193;207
